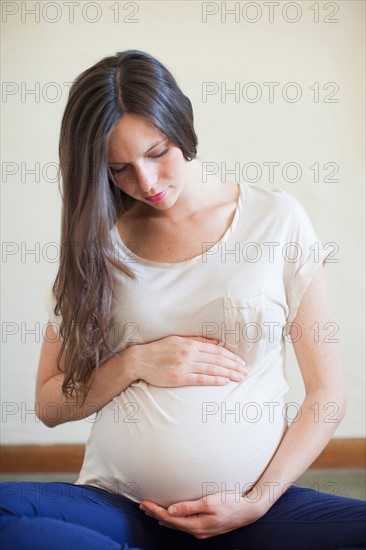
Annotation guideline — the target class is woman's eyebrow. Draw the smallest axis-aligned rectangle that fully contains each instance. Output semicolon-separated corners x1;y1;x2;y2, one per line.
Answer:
108;139;168;165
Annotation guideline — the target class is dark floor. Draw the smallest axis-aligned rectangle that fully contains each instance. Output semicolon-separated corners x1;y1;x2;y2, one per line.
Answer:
1;469;365;500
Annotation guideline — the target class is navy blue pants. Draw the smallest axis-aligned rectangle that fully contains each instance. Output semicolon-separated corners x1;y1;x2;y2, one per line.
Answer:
1;482;365;549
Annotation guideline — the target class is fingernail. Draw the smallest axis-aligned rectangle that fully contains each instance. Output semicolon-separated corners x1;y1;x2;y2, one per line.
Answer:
168;505;177;515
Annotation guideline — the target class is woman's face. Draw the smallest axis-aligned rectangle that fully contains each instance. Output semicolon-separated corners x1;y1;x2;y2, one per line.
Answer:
107;113;190;209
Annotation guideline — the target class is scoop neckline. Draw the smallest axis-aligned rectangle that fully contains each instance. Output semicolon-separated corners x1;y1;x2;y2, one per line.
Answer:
111;183;245;268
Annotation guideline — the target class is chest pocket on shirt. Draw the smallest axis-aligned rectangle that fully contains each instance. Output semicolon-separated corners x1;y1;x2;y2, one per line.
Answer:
223;291;282;367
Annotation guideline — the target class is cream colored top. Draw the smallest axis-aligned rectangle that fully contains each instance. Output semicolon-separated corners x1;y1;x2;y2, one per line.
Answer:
46;183;331;507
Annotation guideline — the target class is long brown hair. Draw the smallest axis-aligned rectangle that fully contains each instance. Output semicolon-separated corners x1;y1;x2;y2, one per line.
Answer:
53;49;198;401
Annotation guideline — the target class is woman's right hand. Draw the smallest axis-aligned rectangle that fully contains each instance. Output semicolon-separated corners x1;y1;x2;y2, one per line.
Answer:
129;335;248;387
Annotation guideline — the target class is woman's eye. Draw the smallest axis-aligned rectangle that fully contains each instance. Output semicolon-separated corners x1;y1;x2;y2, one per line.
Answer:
110;167;126;175
109;148;169;177
151;148;169;159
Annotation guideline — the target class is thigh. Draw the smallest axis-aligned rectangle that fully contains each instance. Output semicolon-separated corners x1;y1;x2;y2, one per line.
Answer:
174;486;366;550
0;515;134;550
0;482;174;550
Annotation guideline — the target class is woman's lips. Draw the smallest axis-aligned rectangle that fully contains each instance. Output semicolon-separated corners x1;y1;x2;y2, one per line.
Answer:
145;189;169;203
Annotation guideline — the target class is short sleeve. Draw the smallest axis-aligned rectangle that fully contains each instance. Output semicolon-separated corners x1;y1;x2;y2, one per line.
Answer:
43;284;63;336
283;193;332;325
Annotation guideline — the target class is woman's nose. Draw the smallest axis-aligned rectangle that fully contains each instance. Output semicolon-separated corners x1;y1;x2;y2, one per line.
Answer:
135;162;158;192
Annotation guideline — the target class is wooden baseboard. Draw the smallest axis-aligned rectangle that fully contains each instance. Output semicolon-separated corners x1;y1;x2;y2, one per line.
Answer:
1;439;365;473
1;444;85;473
311;438;365;468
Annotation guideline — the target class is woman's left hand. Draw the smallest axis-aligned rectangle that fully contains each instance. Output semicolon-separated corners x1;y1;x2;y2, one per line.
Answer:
139;492;266;539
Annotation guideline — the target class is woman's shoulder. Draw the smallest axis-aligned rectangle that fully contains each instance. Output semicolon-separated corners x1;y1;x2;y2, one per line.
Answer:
240;184;322;250
244;182;299;209
242;183;305;224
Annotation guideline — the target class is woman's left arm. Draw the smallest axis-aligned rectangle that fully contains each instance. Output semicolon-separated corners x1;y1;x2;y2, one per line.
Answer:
242;261;346;511
139;264;347;538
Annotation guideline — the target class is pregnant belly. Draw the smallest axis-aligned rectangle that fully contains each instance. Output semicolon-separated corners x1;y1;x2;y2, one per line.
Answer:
76;378;288;507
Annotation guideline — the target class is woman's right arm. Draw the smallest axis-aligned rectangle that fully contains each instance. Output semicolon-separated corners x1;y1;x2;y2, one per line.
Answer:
35;322;141;427
35;323;247;427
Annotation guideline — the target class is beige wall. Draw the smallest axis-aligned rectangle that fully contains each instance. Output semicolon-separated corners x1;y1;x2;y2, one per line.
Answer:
1;0;364;443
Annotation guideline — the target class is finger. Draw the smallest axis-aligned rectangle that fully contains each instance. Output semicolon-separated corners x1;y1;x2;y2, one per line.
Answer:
198;343;247;369
167;500;205;517
139;507;161;521
139;501;168;521
185;336;220;344
189;370;246;385
174;373;231;386
141;505;194;529
184;337;247;370
191;360;248;379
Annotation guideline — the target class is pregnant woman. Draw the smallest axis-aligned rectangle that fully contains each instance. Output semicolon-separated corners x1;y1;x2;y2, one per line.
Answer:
1;49;365;550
